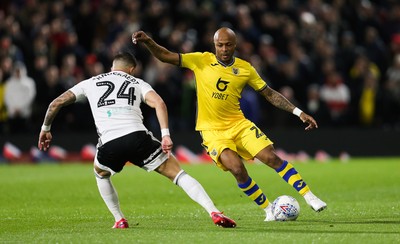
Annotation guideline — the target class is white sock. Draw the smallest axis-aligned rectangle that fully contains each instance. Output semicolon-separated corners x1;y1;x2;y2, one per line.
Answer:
303;191;316;203
264;203;272;212
174;170;219;215
95;175;125;221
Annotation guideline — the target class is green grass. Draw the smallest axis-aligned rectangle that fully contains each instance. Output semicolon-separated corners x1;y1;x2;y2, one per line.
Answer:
0;158;399;243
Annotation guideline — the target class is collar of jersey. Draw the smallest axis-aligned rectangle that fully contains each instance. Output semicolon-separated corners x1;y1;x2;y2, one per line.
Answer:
216;57;235;67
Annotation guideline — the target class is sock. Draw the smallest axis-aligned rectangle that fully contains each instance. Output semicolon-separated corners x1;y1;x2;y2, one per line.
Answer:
95;174;125;222
303;191;317;203
238;177;269;209
173;170;219;215
275;160;310;196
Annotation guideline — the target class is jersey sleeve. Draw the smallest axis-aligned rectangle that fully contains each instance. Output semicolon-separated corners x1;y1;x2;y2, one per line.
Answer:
139;80;155;102
69;79;89;102
247;65;268;92
180;52;204;70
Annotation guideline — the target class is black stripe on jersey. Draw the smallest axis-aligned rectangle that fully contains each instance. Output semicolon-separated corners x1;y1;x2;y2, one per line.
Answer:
257;84;269;92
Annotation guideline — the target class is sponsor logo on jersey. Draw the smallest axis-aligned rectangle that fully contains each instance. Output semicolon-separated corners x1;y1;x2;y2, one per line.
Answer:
216;78;229;92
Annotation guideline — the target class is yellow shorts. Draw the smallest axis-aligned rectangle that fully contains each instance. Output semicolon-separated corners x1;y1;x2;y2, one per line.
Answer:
200;119;273;171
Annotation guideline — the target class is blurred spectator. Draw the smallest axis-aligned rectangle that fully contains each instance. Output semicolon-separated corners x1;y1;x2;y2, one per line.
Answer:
390;33;400;57
347;54;381;124
34;65;65;125
305;84;330;126
31;54;48;85
59;54;83;89
0;68;7;134
58;31;87;68
0;35;24;63
381;54;400;127
320;71;351;125
72;1;97;51
358;72;381;127
4;61;36;133
273;86;300;128
336;31;358;76
385;54;400;103
0;56;13;81
363;26;389;74
83;54;105;78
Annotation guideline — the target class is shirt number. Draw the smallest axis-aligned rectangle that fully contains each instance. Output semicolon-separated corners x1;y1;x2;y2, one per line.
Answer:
96;80;137;107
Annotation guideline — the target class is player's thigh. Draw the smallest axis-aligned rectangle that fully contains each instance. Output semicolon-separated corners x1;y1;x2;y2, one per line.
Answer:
219;148;247;174
201;130;237;171
236;120;274;159
154;155;182;181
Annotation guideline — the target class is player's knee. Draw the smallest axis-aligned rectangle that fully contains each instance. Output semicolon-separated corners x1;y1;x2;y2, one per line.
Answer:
155;156;182;181
173;169;186;185
228;164;248;182
257;147;283;169
94;166;111;178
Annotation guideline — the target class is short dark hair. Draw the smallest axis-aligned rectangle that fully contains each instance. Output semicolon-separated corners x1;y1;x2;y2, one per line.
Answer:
114;52;137;68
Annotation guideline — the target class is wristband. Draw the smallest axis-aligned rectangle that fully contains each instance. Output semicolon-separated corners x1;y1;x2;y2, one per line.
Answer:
292;107;303;117
41;124;51;132
161;128;170;137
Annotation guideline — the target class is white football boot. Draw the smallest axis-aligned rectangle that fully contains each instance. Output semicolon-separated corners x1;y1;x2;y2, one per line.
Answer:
264;204;275;221
304;191;327;212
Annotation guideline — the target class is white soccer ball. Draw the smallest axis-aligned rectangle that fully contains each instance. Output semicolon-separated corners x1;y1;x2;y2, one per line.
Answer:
272;195;300;221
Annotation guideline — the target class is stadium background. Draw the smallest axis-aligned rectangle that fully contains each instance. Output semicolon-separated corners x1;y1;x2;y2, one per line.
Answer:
0;0;399;161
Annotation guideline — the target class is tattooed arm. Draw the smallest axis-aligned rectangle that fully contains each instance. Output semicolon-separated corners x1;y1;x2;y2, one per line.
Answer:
38;90;76;151
260;87;318;130
132;31;180;66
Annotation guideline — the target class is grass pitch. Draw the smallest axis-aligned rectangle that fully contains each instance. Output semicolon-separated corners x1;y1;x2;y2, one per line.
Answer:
0;158;399;243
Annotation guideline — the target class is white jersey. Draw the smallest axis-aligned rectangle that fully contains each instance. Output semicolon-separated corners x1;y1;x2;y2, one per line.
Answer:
69;71;154;144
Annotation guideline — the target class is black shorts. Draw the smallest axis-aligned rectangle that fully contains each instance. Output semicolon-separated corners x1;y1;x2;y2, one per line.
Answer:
96;131;162;173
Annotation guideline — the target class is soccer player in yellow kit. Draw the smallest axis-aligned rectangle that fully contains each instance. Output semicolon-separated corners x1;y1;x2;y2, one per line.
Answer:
132;27;327;221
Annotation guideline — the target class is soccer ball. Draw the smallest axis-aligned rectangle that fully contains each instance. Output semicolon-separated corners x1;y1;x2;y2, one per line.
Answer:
272;195;300;221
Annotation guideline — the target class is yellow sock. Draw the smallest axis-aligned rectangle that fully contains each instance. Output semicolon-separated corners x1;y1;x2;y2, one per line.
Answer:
238;177;269;209
275;160;310;196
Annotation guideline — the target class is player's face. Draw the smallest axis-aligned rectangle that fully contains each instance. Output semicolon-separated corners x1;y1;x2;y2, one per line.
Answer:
214;34;236;64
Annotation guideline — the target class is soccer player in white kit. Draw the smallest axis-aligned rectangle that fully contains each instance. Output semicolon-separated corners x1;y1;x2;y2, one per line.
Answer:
38;52;236;228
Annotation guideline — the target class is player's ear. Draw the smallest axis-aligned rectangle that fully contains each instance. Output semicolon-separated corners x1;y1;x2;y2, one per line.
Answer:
129;66;135;75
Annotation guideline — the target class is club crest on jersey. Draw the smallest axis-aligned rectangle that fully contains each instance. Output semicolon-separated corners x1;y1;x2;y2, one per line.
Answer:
232;67;239;75
211;148;218;157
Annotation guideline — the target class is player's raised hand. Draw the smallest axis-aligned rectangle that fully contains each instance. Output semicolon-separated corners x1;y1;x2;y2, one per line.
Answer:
161;135;174;157
132;31;151;44
38;131;52;151
299;112;318;131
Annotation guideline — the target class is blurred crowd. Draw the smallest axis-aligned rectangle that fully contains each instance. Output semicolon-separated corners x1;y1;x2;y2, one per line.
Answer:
1;0;400;137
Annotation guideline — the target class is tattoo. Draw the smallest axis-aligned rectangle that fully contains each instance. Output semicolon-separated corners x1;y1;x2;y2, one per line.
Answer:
44;90;76;125
262;87;295;113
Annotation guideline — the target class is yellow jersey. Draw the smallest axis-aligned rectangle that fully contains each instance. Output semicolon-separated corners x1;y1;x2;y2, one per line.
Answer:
180;52;267;131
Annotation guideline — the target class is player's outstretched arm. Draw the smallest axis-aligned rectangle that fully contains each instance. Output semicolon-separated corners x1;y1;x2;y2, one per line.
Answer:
260;86;318;130
38;90;76;151
144;90;173;156
132;31;180;66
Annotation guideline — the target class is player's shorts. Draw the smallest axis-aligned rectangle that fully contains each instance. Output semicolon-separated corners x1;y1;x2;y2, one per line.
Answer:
95;130;168;175
200;119;273;171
